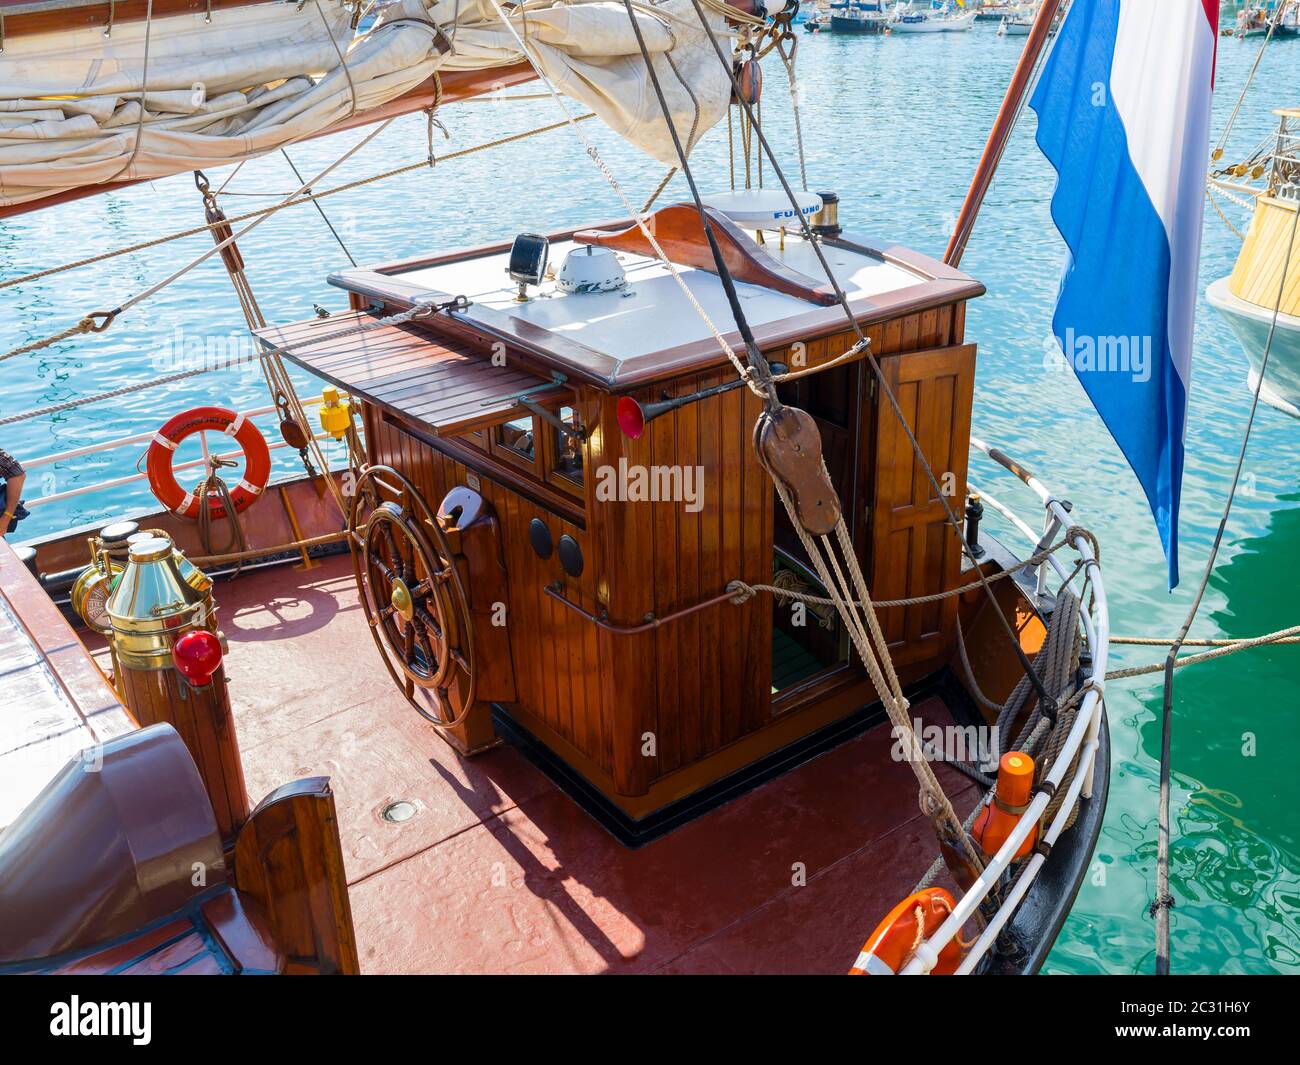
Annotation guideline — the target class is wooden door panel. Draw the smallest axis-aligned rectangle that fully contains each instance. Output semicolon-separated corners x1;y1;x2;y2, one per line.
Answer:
871;345;976;667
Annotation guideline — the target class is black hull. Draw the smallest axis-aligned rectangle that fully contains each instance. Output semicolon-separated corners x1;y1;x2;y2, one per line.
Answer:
829;16;888;33
984;705;1111;974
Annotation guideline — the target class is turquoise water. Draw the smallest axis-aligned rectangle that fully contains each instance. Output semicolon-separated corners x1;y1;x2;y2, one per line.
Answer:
1;26;1297;974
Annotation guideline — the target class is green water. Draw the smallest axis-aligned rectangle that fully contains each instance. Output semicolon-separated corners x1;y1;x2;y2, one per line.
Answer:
0;25;1296;973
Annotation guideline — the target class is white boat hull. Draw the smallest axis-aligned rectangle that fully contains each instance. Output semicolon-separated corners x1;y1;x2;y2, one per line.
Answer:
1206;276;1300;418
891;11;977;31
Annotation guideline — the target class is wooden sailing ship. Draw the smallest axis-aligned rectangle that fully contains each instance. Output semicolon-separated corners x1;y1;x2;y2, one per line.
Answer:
0;0;1110;974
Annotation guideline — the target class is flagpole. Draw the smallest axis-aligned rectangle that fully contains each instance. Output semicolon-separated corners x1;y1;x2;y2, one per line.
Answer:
943;0;1066;269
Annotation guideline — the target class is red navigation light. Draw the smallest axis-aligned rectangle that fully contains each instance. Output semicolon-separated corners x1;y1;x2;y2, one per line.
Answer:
173;629;223;686
616;396;646;439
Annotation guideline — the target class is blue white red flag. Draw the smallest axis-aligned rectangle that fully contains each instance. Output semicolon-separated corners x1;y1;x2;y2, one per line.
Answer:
1030;0;1219;588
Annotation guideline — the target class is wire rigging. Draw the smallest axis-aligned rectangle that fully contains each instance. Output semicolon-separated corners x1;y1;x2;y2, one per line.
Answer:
1151;180;1300;976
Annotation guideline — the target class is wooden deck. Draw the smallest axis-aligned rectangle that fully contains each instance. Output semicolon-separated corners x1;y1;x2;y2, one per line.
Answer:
1;542;981;974
71;554;977;974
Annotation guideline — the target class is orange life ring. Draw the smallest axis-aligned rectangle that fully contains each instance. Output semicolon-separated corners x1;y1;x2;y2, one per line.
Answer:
849;887;962;975
146;407;271;520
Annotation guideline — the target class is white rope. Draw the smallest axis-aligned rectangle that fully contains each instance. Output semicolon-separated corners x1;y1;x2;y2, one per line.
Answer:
119;119;395;316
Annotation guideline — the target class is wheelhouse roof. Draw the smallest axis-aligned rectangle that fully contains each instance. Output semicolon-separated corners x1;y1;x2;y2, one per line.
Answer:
326;221;984;391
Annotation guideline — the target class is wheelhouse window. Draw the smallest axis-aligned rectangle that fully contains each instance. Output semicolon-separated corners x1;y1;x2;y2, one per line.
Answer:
496;414;536;462
551;406;585;486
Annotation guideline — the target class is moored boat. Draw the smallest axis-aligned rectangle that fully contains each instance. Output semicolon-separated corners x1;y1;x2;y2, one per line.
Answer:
1228;1;1299;38
829;0;892;32
1207;107;1300;417
890;2;978;32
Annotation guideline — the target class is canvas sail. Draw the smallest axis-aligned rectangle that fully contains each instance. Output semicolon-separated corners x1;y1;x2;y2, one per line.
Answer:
0;0;732;210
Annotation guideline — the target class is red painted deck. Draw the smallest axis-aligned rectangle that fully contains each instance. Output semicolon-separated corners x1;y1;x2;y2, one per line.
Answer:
87;554;978;975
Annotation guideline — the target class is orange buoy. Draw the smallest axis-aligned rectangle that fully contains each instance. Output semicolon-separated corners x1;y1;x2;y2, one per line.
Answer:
146;407;271;520
849;887;962;975
972;751;1038;860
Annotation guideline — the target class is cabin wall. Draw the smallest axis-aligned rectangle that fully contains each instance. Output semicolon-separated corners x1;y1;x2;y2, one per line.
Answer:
362;298;971;806
364;410;611;776
588;373;775;795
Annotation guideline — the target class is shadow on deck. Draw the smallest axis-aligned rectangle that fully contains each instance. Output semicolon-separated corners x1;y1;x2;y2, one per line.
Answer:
89;554;977;974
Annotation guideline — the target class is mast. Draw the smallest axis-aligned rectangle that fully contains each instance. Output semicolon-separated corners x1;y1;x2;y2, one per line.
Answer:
943;0;1064;268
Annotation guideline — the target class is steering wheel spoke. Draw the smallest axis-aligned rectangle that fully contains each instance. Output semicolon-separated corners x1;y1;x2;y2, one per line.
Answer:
349;465;477;730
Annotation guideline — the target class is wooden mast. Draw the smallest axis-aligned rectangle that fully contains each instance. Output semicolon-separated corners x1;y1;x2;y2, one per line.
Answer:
943;0;1065;268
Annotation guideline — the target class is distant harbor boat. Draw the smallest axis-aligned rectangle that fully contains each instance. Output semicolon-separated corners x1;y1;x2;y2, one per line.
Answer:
1207;107;1300;417
829;0;891;33
1226;2;1299;38
889;1;978;32
997;13;1034;35
973;1;1018;20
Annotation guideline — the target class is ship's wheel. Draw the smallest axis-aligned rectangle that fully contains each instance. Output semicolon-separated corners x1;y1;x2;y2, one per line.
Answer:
349;466;476;728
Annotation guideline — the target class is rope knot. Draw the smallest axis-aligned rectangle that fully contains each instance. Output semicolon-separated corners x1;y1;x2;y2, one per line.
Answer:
726;580;754;605
1148;893;1176;917
1065;524;1100;564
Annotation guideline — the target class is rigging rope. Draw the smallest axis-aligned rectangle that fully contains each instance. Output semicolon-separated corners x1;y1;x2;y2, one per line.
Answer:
1152;167;1300;976
0;115;596;299
680;0;1062;718
729;537;1074;609
0;118;397;363
1212;4;1284;159
280;149;358;267
0;301;440;428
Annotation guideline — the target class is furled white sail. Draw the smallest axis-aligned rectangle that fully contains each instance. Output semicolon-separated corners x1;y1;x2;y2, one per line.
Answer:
0;0;731;210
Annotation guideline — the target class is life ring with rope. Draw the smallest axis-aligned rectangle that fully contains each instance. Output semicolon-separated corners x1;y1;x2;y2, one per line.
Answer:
849;887;963;975
146;406;271;520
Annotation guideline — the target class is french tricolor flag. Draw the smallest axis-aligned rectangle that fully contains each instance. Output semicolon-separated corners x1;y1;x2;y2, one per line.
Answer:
1031;0;1219;588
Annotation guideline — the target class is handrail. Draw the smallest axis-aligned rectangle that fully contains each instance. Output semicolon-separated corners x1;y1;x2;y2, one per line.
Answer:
22;400;333;509
22;398;323;470
898;436;1109;975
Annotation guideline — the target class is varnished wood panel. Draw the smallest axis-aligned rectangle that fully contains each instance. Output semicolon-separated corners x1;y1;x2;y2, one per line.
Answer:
255;313;567;435
358;305;973;803
871;345;976;668
118;666;250;841
234;777;359;975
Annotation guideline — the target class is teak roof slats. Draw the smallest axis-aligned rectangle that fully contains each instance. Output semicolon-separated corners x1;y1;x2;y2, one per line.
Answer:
254;312;566;437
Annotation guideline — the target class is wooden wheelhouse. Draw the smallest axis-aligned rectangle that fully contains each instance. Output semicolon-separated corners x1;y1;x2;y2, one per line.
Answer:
256;203;992;842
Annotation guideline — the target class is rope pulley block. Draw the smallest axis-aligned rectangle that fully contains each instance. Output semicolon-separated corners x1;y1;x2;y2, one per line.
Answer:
753;405;841;536
147;406;271;520
734;56;762;106
194;170;244;274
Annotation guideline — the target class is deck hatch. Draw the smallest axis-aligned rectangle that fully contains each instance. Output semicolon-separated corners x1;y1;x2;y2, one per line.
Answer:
254;311;569;437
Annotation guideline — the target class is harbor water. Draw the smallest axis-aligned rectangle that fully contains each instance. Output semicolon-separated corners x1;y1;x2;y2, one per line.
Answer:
0;24;1296;973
